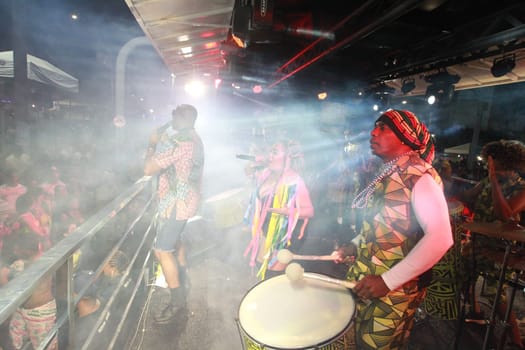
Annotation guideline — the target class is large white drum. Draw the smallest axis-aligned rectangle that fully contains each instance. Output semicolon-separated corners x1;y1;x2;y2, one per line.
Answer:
238;274;356;349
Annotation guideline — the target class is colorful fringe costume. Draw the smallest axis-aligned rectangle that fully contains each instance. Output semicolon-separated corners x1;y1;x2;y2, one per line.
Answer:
244;169;310;279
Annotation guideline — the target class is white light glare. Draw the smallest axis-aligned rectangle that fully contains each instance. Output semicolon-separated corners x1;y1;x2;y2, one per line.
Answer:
181;47;193;58
427;95;436;105
184;80;206;97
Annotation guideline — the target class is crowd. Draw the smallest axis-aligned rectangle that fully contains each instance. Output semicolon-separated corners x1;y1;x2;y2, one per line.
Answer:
0;119;141;349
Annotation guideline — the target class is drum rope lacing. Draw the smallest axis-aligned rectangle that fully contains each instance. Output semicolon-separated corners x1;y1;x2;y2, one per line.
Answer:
351;151;415;209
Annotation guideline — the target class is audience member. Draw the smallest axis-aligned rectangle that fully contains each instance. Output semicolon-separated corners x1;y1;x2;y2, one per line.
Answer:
97;250;130;305
72;270;103;350
8;232;57;350
0;169;27;218
12;191;51;253
0;199;12;253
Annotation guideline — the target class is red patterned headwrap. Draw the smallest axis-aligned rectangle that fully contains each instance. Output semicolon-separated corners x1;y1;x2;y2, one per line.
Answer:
376;109;435;163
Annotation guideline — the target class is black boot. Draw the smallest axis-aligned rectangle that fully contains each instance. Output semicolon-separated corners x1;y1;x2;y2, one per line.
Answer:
152;287;180;324
170;286;186;306
178;267;191;294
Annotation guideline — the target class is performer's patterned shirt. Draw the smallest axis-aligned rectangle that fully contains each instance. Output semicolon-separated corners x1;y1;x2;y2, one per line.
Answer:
153;128;204;220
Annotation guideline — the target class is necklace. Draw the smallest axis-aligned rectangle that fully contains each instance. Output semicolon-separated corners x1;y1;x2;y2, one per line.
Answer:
351;151;414;209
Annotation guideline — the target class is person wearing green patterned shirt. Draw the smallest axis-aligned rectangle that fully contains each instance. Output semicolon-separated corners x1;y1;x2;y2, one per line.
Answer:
331;109;453;350
459;139;525;349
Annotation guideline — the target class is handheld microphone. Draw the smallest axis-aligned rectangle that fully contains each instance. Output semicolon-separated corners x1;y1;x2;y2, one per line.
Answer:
157;122;171;133
235;154;257;161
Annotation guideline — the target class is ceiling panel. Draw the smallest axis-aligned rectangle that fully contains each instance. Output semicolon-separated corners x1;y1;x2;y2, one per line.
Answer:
125;0;525;98
125;0;234;78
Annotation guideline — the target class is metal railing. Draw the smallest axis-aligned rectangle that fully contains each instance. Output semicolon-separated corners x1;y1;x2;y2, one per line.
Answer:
0;176;156;350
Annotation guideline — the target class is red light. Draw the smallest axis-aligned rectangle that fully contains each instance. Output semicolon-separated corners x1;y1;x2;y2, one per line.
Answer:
200;31;215;38
204;42;218;49
252;85;263;94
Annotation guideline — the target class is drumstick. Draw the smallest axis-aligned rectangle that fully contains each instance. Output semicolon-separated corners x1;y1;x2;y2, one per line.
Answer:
285;262;356;290
277;249;337;265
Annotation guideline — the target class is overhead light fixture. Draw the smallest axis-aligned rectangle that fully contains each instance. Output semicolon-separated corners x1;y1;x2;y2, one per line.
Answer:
491;54;516;78
424;69;460;105
401;78;416;95
364;83;393;111
425;83;455;105
427;94;436;105
317;91;328;100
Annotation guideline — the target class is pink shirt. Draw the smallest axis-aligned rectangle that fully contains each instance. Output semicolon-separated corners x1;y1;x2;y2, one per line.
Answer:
0;184;27;214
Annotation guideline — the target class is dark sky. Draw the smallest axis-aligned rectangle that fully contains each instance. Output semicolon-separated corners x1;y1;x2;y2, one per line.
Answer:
0;0;168;108
1;1;140;72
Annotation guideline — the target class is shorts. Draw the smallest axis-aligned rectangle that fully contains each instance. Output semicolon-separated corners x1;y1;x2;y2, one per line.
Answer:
9;299;58;350
154;216;187;252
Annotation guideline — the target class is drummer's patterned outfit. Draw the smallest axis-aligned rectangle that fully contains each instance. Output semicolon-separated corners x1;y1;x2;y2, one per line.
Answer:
348;154;441;350
244;169;312;280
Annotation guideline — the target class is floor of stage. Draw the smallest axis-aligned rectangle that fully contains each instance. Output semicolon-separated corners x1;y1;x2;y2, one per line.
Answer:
128;217;525;350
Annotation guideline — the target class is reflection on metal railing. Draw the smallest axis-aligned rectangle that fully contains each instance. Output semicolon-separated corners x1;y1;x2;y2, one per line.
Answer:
0;176;156;350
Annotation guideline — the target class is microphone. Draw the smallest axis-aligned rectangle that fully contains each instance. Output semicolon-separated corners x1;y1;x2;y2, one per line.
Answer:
157;122;171;133
235;154;257;161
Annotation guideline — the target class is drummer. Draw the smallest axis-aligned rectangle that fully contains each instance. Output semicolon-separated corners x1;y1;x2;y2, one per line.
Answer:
459;139;525;349
332;109;453;349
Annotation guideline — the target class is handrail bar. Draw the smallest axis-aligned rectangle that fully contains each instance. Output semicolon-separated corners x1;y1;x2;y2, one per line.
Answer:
0;176;152;325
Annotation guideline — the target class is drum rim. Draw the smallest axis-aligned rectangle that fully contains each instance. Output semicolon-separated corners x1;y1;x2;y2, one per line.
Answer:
237;274;356;349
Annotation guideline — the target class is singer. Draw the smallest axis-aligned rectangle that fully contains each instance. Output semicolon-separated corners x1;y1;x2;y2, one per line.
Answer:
243;139;314;280
144;104;204;323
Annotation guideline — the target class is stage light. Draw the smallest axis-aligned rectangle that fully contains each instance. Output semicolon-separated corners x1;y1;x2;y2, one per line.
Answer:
401;78;416;94
491;54;516;78
317;91;327;100
425;83;455;105
184;80;206;97
424;69;460;105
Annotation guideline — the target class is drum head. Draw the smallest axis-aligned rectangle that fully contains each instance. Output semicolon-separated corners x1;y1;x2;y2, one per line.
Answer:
238;274;355;349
